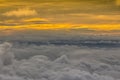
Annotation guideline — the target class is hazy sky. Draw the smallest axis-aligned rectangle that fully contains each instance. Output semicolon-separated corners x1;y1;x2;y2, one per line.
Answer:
0;0;120;40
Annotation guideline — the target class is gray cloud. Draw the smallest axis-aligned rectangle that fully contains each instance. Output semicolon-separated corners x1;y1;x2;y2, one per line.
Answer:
0;42;120;80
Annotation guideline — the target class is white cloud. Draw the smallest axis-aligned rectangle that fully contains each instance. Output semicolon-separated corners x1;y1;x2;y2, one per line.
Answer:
3;8;38;17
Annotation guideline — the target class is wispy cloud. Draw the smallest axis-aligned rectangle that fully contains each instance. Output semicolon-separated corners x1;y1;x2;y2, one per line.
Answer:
3;8;38;17
70;13;120;20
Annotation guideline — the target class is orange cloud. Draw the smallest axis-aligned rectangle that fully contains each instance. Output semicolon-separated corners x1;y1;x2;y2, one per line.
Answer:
70;13;120;21
3;8;37;17
0;24;120;31
1;24;120;36
24;18;49;22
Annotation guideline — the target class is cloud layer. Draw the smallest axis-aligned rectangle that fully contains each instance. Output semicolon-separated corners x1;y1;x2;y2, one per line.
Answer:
0;42;120;80
0;0;120;25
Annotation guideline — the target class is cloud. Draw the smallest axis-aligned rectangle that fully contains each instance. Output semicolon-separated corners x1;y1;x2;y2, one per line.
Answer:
0;0;120;24
3;8;38;17
0;17;49;26
23;18;49;24
0;42;14;66
70;13;120;21
24;18;49;22
0;42;120;80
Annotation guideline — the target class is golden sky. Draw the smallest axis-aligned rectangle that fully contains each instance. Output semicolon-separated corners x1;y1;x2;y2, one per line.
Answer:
0;0;120;32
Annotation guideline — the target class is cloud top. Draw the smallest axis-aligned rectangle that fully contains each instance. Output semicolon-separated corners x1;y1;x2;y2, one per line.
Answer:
0;42;120;80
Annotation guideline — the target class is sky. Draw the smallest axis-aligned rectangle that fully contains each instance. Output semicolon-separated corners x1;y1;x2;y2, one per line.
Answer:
0;0;120;40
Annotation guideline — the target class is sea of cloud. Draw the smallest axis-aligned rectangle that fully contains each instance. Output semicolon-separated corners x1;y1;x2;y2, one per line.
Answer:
0;42;120;80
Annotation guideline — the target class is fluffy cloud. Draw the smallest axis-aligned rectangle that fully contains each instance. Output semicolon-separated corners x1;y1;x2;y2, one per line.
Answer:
3;8;38;17
0;42;120;80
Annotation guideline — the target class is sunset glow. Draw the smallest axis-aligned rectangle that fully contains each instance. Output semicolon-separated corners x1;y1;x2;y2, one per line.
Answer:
0;24;120;31
0;0;120;36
